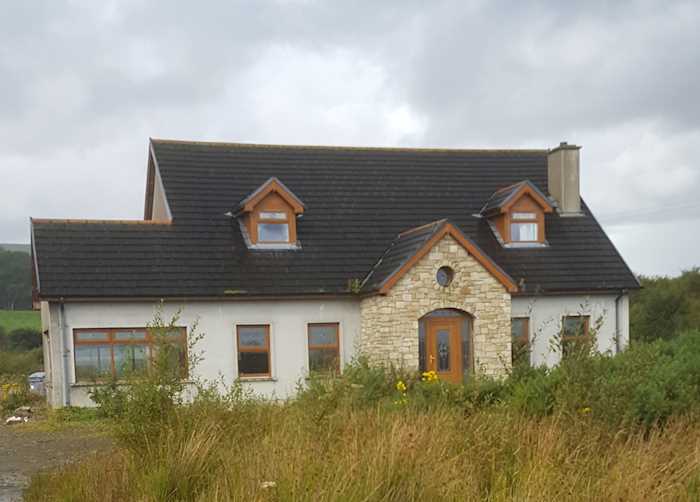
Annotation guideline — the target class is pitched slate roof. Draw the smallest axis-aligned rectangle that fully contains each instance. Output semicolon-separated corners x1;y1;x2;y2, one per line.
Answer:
361;220;448;292
31;139;640;298
480;180;553;216
361;219;517;293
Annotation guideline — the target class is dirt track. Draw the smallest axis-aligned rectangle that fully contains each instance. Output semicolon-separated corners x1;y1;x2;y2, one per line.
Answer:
0;425;112;501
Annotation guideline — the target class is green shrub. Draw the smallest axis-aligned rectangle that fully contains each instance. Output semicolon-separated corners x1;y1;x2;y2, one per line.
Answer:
0;347;42;377
89;308;204;449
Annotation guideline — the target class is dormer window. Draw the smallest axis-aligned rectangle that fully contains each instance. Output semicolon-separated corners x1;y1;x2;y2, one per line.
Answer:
510;212;538;242
258;211;290;242
235;177;305;249
481;180;554;247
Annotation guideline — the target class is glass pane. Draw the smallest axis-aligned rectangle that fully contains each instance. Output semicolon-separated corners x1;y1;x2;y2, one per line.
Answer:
436;329;450;371
152;342;187;377
562;317;587;337
259;211;287;221
75;345;112;380
512;212;537;220
75;331;109;342
258;223;289;242
239;351;269;375
308;324;338;346
512;340;529;366
238;327;267;348
511;318;528;340
114;344;149;376
511;223;538;242
461;319;470;377
418;321;426;373
309;348;339;373
436;267;454;287
114;330;147;341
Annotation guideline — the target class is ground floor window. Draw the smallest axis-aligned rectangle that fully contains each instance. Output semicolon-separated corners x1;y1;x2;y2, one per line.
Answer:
511;317;530;366
236;325;271;378
73;327;187;381
307;323;340;374
561;315;591;357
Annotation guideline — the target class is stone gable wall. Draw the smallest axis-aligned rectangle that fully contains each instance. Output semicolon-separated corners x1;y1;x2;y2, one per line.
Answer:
359;235;512;376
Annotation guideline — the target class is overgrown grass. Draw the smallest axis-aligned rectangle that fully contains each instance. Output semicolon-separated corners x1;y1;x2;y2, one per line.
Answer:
0;309;41;332
26;404;700;501
25;331;700;501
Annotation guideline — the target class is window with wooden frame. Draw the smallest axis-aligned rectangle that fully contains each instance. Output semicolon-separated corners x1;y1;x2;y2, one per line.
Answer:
73;327;187;382
483;181;553;245
307;323;340;374
236;325;271;378
511;317;530;366
560;315;591;357
510;211;539;242
237;178;305;246
257;210;291;243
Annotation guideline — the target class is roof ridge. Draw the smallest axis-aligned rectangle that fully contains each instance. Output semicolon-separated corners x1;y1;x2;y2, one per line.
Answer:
31;218;171;225
150;137;548;155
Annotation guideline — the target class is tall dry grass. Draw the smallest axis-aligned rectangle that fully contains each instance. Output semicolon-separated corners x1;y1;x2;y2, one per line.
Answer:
26;404;700;501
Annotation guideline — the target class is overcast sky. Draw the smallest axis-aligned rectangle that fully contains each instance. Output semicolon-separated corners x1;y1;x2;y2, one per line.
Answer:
2;1;699;276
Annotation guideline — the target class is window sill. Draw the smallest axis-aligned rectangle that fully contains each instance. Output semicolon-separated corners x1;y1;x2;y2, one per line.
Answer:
71;380;194;388
238;376;277;382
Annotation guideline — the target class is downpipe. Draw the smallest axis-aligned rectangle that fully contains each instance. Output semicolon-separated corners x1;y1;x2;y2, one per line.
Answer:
59;299;71;407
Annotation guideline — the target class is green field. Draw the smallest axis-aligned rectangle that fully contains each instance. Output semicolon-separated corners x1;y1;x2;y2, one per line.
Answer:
0;310;41;332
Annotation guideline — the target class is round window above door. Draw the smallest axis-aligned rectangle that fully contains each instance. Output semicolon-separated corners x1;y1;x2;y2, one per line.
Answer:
436;266;454;287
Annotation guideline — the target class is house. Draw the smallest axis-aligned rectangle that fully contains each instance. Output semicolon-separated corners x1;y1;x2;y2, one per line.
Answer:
31;139;640;407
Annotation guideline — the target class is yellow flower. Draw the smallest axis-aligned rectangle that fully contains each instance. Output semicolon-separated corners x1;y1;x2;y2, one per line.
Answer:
395;380;407;393
579;407;592;415
421;371;439;383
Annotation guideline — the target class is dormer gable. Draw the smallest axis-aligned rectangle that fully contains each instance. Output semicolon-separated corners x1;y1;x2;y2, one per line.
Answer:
481;180;554;246
236;177;305;248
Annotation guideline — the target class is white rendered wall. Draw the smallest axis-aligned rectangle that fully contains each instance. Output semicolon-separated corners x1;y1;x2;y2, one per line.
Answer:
44;299;361;407
511;294;630;367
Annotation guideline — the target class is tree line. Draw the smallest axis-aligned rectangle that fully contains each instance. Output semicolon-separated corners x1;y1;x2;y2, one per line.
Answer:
0;249;32;310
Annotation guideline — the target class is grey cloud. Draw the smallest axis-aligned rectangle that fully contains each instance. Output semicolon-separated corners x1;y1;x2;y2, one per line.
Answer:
2;0;700;276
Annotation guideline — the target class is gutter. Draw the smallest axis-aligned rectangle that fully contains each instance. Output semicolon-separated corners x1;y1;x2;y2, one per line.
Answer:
58;299;71;407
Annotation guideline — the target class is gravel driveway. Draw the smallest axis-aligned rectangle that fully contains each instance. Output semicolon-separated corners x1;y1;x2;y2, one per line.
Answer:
0;425;113;501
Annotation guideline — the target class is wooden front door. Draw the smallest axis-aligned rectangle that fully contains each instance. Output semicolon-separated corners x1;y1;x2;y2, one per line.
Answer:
425;317;463;383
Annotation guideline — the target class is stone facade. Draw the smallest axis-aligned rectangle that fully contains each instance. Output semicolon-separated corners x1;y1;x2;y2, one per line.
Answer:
359;234;512;377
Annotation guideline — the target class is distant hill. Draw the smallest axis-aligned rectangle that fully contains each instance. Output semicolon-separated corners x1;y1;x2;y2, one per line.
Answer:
0;243;30;254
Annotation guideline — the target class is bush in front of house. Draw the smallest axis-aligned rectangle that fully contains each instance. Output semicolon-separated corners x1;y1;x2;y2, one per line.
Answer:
295;330;700;429
25;329;700;501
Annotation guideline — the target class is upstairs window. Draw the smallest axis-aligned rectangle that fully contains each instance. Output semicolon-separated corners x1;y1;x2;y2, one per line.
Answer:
510;212;539;242
257;211;290;243
236;177;305;248
481;180;553;246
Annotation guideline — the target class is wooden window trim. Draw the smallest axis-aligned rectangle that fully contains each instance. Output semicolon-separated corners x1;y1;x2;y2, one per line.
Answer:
73;327;187;382
247;193;298;245
561;315;591;341
511;317;529;344
307;322;341;373
236;324;271;378
511;317;529;365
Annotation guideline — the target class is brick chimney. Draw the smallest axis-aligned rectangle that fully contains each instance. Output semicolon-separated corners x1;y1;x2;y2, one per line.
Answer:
547;142;582;215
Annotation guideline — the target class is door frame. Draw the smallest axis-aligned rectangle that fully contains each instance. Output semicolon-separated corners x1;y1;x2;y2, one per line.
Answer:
422;310;473;383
